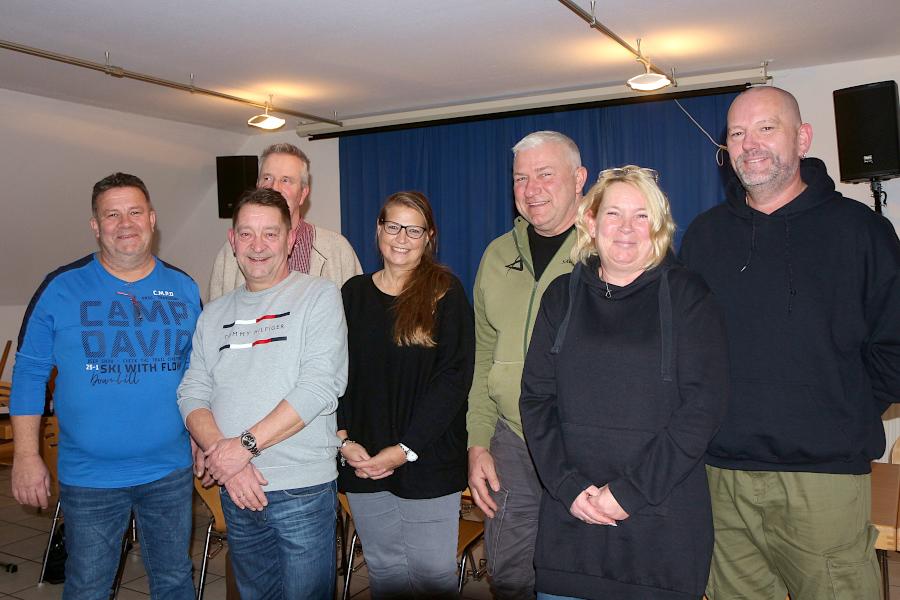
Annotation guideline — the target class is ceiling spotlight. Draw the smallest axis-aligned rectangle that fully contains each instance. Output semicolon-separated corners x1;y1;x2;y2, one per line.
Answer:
248;98;286;130
627;58;672;92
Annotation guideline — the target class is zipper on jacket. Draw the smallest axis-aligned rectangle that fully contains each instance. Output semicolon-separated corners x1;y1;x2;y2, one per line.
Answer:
523;280;539;356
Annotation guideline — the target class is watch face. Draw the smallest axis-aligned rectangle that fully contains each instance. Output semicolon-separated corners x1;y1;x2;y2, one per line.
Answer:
241;432;256;449
399;443;418;462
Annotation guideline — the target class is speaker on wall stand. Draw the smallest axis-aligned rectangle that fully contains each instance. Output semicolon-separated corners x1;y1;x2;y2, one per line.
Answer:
216;156;259;219
833;80;900;214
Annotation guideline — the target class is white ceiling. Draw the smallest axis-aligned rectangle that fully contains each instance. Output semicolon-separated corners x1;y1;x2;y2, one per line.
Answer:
2;0;900;133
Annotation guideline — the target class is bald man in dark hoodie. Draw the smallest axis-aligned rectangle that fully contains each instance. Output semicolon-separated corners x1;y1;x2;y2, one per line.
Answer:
681;86;900;600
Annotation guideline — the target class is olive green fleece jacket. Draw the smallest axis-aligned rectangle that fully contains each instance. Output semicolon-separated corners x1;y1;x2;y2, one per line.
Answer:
466;217;576;449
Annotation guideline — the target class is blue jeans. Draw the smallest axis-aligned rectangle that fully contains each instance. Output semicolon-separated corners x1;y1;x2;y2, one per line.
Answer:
347;491;461;599
537;594;583;600
221;479;337;600
59;466;194;600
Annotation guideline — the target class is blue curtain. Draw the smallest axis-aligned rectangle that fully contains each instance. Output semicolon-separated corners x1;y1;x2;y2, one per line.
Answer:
339;91;738;294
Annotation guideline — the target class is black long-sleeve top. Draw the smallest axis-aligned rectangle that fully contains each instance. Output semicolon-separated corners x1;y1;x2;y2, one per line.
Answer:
520;256;729;600
337;273;474;499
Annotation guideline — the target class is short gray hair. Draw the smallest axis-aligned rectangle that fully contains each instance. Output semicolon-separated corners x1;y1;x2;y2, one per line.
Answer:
260;143;311;187
512;131;582;170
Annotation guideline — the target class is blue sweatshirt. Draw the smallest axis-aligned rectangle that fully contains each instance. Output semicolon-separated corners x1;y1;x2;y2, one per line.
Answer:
11;254;201;487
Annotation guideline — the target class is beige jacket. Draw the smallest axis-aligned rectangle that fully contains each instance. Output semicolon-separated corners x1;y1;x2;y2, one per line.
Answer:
207;225;362;301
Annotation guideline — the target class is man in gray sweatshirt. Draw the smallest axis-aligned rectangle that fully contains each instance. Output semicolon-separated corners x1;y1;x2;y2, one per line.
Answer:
177;187;347;600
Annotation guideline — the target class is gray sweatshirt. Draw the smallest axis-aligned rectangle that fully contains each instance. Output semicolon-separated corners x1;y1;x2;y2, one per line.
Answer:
178;272;347;491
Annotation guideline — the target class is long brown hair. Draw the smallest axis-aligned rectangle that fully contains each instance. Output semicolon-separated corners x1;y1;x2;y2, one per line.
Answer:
378;191;452;347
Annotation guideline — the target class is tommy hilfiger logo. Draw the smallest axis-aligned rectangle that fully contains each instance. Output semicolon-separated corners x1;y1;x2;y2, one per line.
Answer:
219;312;291;351
219;336;287;351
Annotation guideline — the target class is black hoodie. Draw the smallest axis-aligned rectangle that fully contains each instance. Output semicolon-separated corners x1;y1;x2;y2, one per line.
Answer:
681;158;900;474
520;256;729;599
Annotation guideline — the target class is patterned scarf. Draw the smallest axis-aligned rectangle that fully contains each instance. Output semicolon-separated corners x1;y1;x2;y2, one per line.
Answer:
288;218;316;274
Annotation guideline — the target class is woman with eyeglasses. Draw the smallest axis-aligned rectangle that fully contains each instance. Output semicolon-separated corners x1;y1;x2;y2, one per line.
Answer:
337;191;474;599
519;166;729;600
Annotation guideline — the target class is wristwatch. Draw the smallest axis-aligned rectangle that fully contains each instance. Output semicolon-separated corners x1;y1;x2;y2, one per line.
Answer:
398;442;418;463
240;431;261;458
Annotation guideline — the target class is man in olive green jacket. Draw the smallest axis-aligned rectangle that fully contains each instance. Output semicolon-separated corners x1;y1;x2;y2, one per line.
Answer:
467;131;587;600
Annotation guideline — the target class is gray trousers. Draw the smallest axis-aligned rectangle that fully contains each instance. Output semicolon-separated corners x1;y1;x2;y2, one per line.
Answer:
347;490;461;599
485;419;542;600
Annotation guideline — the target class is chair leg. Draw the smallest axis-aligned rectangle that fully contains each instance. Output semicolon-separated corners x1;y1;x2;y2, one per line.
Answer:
38;500;62;585
197;520;214;600
878;548;889;600
457;551;468;593
110;520;134;600
342;532;358;600
336;510;347;577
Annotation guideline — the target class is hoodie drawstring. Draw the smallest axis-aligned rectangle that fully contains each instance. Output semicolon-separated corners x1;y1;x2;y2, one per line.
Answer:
739;212;796;315
550;263;581;355
784;216;797;314
551;263;674;384
740;212;756;273
658;270;673;382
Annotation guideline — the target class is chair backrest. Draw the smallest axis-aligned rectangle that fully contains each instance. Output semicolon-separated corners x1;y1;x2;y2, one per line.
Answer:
0;340;11;380
194;478;227;534
338;491;352;517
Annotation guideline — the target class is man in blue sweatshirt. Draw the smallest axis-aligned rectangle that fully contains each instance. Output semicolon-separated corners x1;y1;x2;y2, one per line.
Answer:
681;86;900;600
10;173;201;599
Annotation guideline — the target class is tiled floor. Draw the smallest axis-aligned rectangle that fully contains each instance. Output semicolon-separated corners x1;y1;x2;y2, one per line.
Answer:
0;465;493;599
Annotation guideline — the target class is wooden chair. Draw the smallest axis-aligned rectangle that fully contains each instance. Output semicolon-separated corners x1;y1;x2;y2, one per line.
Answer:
339;489;485;600
0;340;12;380
194;478;227;600
890;436;900;465
0;338;12;438
457;489;486;591
870;461;899;600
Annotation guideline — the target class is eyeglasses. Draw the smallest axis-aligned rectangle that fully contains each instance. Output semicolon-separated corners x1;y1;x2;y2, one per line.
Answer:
380;220;427;239
598;166;660;182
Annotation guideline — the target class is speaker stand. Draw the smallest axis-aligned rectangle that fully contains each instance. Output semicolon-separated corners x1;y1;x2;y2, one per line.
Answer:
870;179;885;214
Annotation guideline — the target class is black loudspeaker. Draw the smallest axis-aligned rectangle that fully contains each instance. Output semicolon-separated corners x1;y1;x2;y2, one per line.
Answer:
216;156;258;218
833;80;900;183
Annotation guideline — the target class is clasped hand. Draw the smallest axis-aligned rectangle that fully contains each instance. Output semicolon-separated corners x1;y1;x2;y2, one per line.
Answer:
193;438;268;511
569;484;629;526
202;436;252;484
340;443;405;480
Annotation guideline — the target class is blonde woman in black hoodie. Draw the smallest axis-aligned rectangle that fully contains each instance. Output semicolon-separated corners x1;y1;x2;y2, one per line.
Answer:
520;166;729;600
